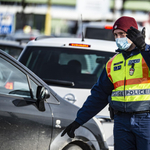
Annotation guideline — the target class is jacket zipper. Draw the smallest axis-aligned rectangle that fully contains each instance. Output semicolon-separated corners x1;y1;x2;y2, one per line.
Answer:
124;60;126;112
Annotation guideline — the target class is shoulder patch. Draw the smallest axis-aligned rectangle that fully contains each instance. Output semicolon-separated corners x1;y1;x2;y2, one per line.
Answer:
114;65;121;71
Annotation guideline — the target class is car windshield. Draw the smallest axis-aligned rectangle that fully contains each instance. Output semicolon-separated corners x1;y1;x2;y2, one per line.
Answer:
20;46;115;89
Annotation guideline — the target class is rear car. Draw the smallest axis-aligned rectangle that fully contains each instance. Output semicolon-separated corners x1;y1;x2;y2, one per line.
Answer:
76;22;115;41
0;49;108;150
18;37;117;149
0;40;25;59
5;29;42;43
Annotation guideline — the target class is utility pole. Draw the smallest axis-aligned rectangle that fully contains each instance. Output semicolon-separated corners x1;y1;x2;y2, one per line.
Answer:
44;0;51;35
113;0;124;21
21;0;26;29
112;0;117;21
121;0;126;15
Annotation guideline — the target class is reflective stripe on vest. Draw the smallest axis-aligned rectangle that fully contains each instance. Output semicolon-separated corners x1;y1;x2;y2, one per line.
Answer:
106;53;150;102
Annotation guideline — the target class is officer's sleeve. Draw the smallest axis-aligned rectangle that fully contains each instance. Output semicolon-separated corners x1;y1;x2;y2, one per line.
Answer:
141;44;150;69
75;67;114;125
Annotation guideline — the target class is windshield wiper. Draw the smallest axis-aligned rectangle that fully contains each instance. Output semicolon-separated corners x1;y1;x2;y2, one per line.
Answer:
43;79;75;87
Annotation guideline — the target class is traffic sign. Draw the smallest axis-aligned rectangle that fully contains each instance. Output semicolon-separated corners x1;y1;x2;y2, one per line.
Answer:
0;13;14;34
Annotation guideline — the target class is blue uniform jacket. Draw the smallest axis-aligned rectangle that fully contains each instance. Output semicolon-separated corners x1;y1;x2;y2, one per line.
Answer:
75;44;150;125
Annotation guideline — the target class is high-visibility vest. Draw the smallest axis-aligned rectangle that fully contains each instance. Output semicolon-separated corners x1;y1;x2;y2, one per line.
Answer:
106;53;150;112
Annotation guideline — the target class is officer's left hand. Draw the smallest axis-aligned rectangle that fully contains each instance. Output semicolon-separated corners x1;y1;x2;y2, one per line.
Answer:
126;26;146;51
61;121;80;138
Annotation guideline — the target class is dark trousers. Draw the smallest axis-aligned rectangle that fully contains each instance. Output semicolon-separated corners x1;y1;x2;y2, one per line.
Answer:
114;112;150;150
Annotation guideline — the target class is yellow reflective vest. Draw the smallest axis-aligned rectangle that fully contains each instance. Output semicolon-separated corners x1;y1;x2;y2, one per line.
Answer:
106;53;150;112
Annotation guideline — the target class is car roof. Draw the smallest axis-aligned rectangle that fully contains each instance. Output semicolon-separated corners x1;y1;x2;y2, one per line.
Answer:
83;21;114;28
26;37;117;53
0;40;26;48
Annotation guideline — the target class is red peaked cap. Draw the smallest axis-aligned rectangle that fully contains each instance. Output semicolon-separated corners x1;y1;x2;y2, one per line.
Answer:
113;16;138;33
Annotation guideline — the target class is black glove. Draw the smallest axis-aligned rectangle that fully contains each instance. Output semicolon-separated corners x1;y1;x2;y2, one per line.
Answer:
61;121;80;138
126;26;146;51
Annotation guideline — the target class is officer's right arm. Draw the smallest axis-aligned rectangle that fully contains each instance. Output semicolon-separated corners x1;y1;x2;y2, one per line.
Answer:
75;67;114;125
61;67;114;138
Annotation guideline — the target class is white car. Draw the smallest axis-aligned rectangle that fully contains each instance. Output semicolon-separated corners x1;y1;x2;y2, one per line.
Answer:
18;37;117;149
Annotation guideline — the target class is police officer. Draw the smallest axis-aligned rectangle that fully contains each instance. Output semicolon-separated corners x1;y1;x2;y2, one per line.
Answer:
61;16;150;150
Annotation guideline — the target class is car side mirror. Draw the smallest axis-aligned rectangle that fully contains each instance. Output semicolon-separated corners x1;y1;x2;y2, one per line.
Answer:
36;86;50;101
36;86;50;111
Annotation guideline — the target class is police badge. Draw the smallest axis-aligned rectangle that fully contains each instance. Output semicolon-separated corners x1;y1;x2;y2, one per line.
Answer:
129;68;134;76
129;63;135;76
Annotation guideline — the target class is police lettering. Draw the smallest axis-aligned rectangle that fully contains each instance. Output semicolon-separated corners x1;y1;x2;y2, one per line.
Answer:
112;89;150;97
128;59;140;65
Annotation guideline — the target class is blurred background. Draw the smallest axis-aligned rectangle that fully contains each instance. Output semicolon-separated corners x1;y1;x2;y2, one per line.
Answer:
0;0;150;42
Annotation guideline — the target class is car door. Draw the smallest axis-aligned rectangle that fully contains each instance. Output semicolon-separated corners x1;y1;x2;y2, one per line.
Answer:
0;53;52;150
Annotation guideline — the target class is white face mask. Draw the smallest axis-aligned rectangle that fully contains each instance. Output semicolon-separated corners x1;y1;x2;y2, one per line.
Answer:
115;37;131;50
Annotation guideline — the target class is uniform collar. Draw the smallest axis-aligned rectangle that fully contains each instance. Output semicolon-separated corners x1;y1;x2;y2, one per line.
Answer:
116;47;139;59
116;44;150;53
115;44;150;59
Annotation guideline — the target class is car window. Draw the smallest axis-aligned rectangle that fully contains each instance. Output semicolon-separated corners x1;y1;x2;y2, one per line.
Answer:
85;27;115;41
0;46;23;59
0;57;38;98
19;46;115;89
